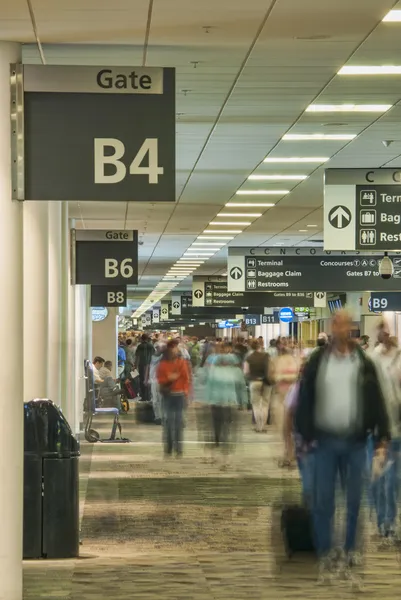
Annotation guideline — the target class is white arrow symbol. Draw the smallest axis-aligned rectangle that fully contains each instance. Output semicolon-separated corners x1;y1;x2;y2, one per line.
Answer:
230;267;243;280
330;206;351;229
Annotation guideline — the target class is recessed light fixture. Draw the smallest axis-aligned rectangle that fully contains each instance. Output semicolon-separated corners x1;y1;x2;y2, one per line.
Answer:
338;65;401;75
383;10;401;21
210;221;251;226
203;229;242;234
299;229;308;233
248;174;307;180
307;224;318;228
264;157;329;163
283;133;356;140
218;212;262;217
225;203;275;208
184;252;215;255
306;103;392;113
236;190;289;195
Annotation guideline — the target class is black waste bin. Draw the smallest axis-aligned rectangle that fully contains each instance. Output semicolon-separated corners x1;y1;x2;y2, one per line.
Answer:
23;399;80;559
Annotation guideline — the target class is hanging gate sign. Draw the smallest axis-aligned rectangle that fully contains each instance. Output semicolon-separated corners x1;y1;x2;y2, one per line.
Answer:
11;65;175;202
90;285;127;307
72;230;138;285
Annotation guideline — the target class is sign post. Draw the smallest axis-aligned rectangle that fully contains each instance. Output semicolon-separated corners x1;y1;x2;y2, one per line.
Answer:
73;229;138;285
324;169;401;251
12;64;175;202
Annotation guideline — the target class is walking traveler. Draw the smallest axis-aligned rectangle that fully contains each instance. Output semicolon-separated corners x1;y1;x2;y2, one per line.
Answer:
370;322;401;540
244;341;272;433
134;334;155;401
295;310;390;582
205;343;248;469
157;339;190;457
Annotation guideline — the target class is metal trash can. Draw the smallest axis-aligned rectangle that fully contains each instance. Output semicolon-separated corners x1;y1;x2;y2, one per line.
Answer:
23;399;80;559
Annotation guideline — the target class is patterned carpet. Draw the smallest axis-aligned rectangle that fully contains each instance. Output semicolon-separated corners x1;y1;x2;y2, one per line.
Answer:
23;403;401;599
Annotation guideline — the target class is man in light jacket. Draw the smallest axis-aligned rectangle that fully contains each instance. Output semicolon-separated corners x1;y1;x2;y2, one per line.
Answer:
370;323;401;540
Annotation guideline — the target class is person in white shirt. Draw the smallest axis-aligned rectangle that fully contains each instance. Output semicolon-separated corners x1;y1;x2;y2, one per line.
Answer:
371;324;401;539
92;356;105;384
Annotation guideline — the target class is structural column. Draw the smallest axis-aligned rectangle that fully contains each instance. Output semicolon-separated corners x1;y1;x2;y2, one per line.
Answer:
0;42;23;600
47;202;62;403
23;201;49;400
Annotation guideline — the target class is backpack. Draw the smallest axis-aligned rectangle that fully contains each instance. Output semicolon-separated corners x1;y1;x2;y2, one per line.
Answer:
190;343;200;367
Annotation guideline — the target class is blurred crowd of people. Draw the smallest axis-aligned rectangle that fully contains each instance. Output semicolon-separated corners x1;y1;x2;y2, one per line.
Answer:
98;314;401;582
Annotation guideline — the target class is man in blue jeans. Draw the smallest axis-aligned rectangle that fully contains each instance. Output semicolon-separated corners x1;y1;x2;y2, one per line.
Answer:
295;310;390;583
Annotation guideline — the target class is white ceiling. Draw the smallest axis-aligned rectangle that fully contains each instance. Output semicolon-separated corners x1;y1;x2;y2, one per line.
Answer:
5;0;401;306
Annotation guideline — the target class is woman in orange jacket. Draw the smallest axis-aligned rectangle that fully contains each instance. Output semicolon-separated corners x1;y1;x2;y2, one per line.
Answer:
157;339;190;457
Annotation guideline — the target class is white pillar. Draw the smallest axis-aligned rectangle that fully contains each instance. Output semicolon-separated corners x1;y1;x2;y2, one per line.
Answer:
74;284;89;433
92;308;119;378
0;42;23;600
47;202;62;403
60;202;70;420
23;201;49;400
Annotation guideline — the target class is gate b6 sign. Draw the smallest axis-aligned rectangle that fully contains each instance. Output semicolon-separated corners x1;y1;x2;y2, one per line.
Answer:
73;230;138;285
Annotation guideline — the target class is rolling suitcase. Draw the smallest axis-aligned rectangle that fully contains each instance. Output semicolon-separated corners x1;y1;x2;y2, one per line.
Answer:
281;504;315;557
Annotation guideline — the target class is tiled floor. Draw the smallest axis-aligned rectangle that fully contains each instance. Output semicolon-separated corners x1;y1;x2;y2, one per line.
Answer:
23;403;401;599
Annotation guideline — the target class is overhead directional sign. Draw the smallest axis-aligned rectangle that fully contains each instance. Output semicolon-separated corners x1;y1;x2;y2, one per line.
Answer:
13;64;175;202
324;169;401;251
73;230;138;285
152;309;160;324
171;294;181;316
370;292;401;312
160;302;170;321
90;285;127;307
192;276;314;307
181;293;193;309
228;247;401;292
314;291;327;308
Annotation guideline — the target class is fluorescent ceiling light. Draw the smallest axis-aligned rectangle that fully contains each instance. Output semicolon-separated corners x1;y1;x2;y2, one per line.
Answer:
383;10;401;21
299;229;307;232
306;103;392;113
248;174;307;180
283;133;356;140
192;242;225;246
338;65;401;75
210;221;251;226
225;203;275;208
218;213;262;217
264;157;329;163
203;229;242;234
197;236;234;240
184;252;215;255
307;224;317;228
236;190;289;196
